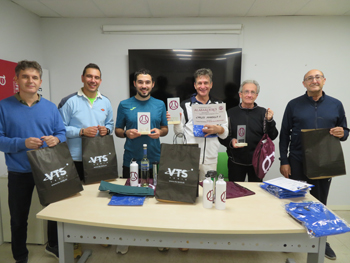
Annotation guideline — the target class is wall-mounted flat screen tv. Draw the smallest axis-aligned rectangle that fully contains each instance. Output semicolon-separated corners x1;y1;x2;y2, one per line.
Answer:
128;48;242;110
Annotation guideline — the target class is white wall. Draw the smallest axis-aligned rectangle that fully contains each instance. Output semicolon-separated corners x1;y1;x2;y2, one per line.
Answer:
0;0;45;245
41;16;350;208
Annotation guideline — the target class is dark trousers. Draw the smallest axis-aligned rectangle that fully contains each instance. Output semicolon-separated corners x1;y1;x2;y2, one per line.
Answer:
289;156;331;205
74;161;85;181
8;171;58;261
227;160;262;182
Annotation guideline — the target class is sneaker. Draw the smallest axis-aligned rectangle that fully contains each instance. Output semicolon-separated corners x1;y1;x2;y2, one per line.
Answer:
45;244;59;259
74;243;82;259
116;245;129;255
16;257;28;263
325;242;336;260
157;247;170;252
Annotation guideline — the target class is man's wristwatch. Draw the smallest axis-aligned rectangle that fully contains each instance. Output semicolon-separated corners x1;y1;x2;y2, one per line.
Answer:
106;128;110;135
124;130;127;138
81;128;84;137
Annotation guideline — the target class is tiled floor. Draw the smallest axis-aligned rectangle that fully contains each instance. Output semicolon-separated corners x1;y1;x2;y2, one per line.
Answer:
1;211;349;263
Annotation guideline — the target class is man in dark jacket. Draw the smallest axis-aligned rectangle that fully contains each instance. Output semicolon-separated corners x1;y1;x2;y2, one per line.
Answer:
279;69;348;260
219;80;278;182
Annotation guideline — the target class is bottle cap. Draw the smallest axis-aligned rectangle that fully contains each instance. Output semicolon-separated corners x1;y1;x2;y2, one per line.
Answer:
218;174;224;180
207;170;217;179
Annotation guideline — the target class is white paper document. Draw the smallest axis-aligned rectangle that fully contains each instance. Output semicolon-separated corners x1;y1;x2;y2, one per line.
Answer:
264;177;314;192
192;103;226;125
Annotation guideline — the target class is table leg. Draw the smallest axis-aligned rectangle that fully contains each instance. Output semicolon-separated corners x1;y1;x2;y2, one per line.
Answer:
307;236;326;263
58;222;74;263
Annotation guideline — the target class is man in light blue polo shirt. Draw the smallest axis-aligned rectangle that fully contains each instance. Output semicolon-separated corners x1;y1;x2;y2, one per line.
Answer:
58;63;114;181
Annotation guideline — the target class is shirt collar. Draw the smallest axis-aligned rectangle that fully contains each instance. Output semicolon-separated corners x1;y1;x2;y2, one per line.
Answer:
191;93;211;104
77;88;102;99
14;92;41;106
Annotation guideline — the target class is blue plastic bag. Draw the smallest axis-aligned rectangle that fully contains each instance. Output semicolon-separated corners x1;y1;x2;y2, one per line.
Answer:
193;124;218;138
108;194;146;206
285;202;350;237
260;184;308;199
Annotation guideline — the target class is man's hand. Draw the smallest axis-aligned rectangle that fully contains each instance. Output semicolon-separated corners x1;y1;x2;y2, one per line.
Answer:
25;137;43;149
231;138;244;148
41;136;59;147
202;124;224;137
98;125;108;136
83;126;98;137
148;128;161;139
126;129;141;139
166;111;182;122
330;127;344;138
266;108;274;121
280;164;291;178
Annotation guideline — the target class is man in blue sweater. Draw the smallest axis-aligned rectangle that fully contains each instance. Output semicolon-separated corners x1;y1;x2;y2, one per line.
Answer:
0;60;66;263
279;69;348;260
58;63;114;181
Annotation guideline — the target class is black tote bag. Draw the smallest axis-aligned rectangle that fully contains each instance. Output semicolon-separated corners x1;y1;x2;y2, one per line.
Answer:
301;128;346;179
155;142;200;203
27;142;83;206
82;135;118;184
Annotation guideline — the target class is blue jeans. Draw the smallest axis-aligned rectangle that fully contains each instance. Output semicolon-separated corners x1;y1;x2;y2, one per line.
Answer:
8;171;58;261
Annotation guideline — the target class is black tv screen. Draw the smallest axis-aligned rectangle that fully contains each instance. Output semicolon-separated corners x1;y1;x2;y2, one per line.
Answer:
128;48;242;110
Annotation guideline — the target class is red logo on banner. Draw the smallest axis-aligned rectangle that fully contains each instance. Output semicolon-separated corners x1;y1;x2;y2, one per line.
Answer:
0;59;18;101
139;115;149;125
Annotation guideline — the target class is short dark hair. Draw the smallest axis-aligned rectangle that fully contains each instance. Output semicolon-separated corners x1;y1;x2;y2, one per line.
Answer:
194;68;213;83
82;63;101;77
134;68;154;82
15;60;42;78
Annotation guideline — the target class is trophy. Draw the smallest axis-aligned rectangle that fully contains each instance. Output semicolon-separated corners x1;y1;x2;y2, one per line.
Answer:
236;125;248;146
167;98;181;124
137;112;151;134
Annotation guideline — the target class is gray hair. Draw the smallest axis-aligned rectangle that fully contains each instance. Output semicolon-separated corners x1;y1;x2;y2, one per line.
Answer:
239;80;260;94
194;68;213;83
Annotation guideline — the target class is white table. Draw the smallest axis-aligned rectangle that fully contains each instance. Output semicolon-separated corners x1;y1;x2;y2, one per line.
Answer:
37;180;326;263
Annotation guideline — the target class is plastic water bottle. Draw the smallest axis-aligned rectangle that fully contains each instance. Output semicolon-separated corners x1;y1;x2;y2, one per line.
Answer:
202;172;214;208
215;174;226;210
130;160;139;187
152;161;158;186
140;144;149;187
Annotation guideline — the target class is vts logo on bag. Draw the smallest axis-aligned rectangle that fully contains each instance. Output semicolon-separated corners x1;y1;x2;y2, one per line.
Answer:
165;168;194;182
88;153;113;168
43;166;68;183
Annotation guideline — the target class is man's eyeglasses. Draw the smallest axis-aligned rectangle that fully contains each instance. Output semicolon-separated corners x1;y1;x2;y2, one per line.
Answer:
304;75;324;82
241;90;257;95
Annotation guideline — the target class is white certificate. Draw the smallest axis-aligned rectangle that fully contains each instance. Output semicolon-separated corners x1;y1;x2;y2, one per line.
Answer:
192;103;226;125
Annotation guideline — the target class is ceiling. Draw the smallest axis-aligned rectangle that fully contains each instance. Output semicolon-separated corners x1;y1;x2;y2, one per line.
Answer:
10;0;350;18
